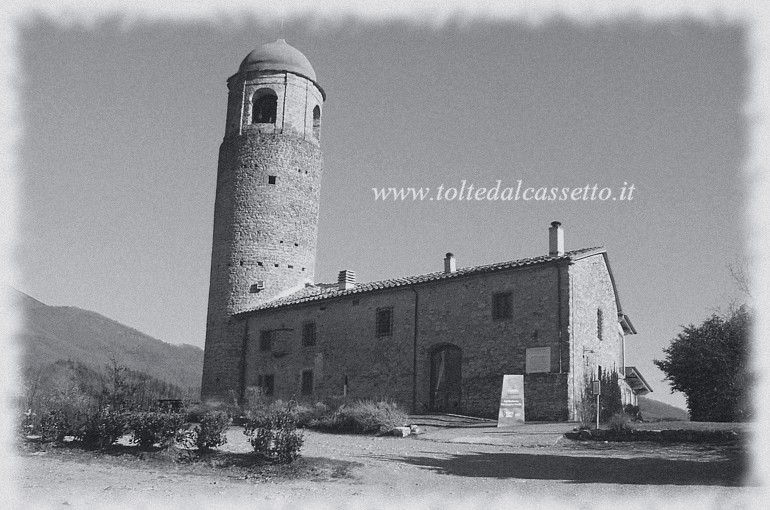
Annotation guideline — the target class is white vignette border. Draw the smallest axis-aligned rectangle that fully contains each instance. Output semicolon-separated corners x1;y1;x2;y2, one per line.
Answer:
1;1;767;509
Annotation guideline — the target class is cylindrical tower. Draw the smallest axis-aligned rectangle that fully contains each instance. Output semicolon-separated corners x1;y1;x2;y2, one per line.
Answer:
201;40;325;401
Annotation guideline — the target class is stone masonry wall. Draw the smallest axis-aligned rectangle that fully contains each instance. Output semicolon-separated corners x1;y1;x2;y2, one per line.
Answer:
241;262;573;420
415;263;570;419
244;290;416;405
567;253;626;421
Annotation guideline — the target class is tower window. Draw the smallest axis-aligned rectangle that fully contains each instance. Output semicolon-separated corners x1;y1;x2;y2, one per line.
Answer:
312;105;321;140
252;90;277;124
268;175;277;185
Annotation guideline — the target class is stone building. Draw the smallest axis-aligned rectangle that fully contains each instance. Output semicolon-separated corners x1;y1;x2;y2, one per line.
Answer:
201;40;649;420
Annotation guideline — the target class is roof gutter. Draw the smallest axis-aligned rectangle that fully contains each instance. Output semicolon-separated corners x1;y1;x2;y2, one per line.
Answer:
411;286;419;414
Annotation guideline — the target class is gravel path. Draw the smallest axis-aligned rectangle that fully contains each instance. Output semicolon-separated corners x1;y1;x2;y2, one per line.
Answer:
14;424;760;509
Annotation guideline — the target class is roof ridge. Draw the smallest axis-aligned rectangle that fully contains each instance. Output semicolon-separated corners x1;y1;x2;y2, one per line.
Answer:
238;246;605;315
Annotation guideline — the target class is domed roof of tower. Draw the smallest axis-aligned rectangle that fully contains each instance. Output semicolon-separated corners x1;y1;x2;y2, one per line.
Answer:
239;39;317;81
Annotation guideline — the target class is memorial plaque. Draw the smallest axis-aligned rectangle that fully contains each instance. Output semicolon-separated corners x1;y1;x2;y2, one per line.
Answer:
526;347;551;373
497;374;525;426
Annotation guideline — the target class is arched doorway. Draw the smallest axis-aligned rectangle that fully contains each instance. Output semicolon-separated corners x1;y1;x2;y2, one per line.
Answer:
430;344;462;413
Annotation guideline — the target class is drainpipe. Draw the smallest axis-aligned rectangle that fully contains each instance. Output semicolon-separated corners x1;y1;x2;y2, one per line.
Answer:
556;262;563;374
239;318;250;404
411;286;419;414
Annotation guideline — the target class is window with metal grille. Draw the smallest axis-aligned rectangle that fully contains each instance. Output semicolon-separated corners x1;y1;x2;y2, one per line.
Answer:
301;370;313;395
375;307;393;337
260;374;274;396
597;308;604;341
302;322;316;347
259;330;272;351
492;292;513;320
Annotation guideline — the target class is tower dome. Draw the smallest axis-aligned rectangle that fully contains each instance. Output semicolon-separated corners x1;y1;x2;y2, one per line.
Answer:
239;39;317;81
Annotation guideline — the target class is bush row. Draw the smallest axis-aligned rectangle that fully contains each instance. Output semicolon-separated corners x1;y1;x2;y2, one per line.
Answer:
23;407;230;451
24;393;409;465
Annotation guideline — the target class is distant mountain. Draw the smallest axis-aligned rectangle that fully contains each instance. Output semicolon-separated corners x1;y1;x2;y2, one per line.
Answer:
638;396;689;422
13;288;203;396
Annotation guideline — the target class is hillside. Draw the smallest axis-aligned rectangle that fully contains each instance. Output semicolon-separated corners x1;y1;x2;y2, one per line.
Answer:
638;396;689;422
13;288;203;395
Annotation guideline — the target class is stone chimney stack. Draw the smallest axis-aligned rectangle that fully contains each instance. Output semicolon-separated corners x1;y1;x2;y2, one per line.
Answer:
338;270;356;290
444;253;456;274
549;221;564;256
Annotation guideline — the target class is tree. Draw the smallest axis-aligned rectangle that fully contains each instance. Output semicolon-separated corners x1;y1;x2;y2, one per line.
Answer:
654;306;751;422
103;356;137;410
599;369;623;423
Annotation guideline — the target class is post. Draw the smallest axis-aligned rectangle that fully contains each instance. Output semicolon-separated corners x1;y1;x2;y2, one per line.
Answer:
596;393;600;429
592;380;601;429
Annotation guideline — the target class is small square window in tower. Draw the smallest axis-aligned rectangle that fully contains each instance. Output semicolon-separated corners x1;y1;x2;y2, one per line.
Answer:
302;322;316;347
492;292;513;320
259;331;273;352
268;175;277;185
301;370;313;396
375;307;393;337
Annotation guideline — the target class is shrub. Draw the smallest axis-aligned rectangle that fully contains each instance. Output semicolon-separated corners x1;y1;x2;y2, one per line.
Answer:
609;412;633;432
185;411;230;451
307;400;408;435
624;404;642;422
74;407;127;448
577;380;597;429
184;404;206;424
244;406;304;464
599;370;623;423
294;402;330;428
38;408;70;443
128;411;186;448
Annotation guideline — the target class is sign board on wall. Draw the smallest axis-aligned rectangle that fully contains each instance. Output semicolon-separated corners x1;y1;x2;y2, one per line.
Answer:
526;347;551;373
497;374;525;427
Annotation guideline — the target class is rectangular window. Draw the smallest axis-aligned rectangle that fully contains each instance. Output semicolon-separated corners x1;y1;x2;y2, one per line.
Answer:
261;374;275;396
301;370;313;395
259;330;272;351
597;309;604;341
375;307;393;337
492;292;513;320
268;175;277;184
302;321;316;347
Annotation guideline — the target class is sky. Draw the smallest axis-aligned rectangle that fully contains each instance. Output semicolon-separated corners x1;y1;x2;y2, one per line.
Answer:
13;13;751;410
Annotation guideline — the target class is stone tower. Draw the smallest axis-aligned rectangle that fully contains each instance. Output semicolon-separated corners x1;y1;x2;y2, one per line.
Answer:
201;40;325;401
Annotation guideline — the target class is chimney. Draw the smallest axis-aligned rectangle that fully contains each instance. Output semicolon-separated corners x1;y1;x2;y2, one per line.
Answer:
549;221;564;256
444;253;456;274
338;269;356;290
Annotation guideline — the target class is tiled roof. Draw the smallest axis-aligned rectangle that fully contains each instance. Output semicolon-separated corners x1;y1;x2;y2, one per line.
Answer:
236;247;605;315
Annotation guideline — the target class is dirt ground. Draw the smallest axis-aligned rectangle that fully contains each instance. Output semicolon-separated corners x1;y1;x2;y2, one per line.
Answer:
12;422;761;510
